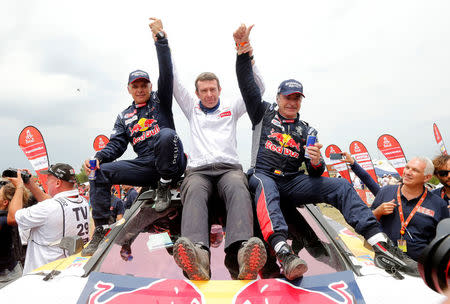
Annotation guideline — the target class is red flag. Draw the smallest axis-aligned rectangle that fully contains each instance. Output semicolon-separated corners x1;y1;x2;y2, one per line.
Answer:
324;144;352;184
349;140;378;184
376;134;407;176
18;126;50;192
93;135;109;152
433;123;447;155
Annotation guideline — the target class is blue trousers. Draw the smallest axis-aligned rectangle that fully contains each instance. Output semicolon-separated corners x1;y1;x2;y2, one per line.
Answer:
90;128;186;221
248;171;381;247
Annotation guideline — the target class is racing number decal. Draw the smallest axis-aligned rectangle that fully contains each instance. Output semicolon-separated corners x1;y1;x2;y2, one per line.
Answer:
73;206;89;243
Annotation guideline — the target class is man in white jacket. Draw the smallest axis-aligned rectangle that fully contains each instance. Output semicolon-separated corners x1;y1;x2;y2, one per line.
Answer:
168;22;267;281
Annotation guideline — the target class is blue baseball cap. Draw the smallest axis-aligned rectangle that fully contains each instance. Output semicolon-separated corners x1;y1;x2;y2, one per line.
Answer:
128;70;150;84
277;79;305;97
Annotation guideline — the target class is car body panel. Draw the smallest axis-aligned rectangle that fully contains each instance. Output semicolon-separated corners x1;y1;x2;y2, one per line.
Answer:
0;190;446;303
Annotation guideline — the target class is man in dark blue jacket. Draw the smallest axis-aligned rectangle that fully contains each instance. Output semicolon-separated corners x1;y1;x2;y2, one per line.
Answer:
234;24;419;280
82;18;186;256
343;153;449;260
122;185;139;209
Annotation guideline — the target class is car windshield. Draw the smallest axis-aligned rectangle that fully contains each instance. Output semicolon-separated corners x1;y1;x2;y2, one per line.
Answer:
97;192;348;280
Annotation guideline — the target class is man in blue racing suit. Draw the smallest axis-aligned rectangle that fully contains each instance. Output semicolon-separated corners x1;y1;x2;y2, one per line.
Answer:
234;24;418;280
82;18;187;256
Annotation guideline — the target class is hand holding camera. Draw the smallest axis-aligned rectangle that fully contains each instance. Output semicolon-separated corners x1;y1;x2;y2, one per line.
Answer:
2;168;31;184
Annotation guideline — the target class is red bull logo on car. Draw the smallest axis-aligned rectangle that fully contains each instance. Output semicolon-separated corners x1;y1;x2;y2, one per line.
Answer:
78;271;365;304
233;279;354;304
88;279;205;304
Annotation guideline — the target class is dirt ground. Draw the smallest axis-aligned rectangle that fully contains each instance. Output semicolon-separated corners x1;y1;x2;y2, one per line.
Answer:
317;203;365;242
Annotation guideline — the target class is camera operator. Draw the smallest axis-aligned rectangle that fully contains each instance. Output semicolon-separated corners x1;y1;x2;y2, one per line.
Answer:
7;164;90;274
0;179;29;288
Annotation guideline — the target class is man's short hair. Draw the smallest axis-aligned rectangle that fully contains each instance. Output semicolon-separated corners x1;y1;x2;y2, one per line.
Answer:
413;156;434;176
432;154;450;172
2;182;30;206
195;72;220;92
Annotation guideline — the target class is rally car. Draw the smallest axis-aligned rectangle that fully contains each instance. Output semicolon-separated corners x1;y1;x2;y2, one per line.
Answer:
0;188;446;303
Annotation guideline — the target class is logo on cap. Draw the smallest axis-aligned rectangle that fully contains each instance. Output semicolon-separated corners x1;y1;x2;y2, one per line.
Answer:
277;79;305;97
128;70;150;84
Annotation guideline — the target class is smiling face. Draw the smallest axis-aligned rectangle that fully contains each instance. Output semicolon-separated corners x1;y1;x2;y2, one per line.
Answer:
128;79;152;104
277;93;302;118
402;158;432;187
195;79;221;109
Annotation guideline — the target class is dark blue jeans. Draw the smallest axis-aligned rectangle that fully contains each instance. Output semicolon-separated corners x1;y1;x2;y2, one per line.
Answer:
249;171;381;246
90;128;186;222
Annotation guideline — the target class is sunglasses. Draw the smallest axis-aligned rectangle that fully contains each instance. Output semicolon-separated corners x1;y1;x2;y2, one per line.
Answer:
436;170;450;177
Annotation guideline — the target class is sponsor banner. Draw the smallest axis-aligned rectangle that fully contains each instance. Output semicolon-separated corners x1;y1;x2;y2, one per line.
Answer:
18;126;50;192
376;134;407;176
349;141;378;184
355;189;368;206
78;271;365;304
324;144;352;184
433;123;447;155
93;135;110;152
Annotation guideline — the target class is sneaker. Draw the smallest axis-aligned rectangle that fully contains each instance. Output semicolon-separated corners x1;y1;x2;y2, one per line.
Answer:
237;237;267;280
173;237;210;280
81;225;108;257
276;243;308;280
154;181;171;212
373;239;419;277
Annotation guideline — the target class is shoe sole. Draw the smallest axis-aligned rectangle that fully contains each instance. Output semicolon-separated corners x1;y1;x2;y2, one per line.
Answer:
284;260;308;280
173;238;210;280
238;238;267;280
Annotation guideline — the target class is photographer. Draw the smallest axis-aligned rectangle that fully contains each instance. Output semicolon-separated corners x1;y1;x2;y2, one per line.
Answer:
7;164;90;274
0;179;29;288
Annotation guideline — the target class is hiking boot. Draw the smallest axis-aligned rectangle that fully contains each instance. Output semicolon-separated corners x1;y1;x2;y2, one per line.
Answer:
173;237;210;280
154;181;171;212
276;243;308;280
81;225;108;257
260;253;282;279
373;239;419;277
237;237;267;280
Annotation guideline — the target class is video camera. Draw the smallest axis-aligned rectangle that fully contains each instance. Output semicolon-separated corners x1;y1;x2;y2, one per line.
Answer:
418;218;450;294
2;168;31;184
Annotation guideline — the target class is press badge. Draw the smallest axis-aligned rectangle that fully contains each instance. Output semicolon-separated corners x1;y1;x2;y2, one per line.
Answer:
397;239;407;252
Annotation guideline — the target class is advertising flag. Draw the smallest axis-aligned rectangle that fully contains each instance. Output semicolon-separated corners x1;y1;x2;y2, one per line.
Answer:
18;126;50;192
349;140;378;184
433;123;447;155
92;135;119;197
93;134;109;152
376;134;407;176
324;144;352;184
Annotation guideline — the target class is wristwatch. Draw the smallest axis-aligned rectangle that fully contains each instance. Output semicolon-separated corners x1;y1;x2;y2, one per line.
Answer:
156;31;165;40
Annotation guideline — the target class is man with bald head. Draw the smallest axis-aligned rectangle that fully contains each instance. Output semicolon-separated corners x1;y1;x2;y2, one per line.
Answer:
371;157;448;260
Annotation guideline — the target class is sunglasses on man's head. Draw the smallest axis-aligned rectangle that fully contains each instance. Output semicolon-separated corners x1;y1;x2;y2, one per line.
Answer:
436;170;450;177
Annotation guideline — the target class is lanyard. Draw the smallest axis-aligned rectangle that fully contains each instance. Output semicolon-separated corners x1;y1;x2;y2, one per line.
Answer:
441;188;445;199
397;185;427;236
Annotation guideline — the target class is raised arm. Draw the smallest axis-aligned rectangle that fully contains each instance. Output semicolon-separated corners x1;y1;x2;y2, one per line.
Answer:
149;18;173;111
234;24;267;125
172;60;195;119
342;152;381;195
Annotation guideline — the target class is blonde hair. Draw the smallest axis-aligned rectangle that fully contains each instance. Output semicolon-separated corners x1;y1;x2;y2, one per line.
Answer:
2;182;30;207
